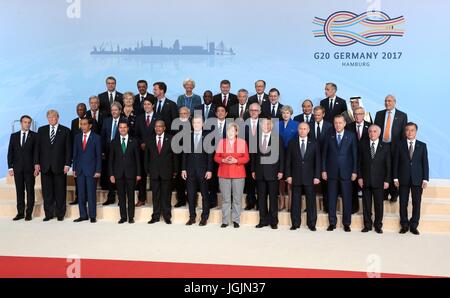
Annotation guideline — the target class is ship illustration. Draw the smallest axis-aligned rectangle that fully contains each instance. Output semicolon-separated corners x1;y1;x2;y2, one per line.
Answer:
90;39;235;56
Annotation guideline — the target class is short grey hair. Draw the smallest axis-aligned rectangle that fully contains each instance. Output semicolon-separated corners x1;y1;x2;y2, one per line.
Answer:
385;94;396;102
46;109;59;118
179;106;191;115
368;124;381;134
183;78;196;88
89;95;99;103
280;105;293;115
237;88;249;96
111;102;122;111
249;102;261;111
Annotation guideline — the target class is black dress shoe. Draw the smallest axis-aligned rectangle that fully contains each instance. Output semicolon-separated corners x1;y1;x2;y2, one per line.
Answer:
309;226;316;232
13;215;24;221
118;219;127;224
25;215;32;221
375;228;383;234
361;227;371;233
186;218;195;225
399;227;409;234
43;217;53;222
290;226;298;230
327;225;336;231
69;200;78;205
244;205;254;211
221;223;228;228
344;225;351;232
233;222;240;228
255;223;267;228
128;219;135;224
210;202;218;209
73;217;88;222
57;217;64;221
102;199;115;206
351;209;359;214
164;219;172;224
390;196;398;203
270;224;278;229
148;219;159;224
90;218;97;223
410;227;420;235
199;219;207;226
174;202;186;208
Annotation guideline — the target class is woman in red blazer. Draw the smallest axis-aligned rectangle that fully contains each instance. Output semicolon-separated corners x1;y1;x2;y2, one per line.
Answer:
214;123;249;228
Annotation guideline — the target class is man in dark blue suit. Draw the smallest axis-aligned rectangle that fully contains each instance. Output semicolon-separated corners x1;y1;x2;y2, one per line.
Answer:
72;118;102;223
193;90;216;121
320;83;347;123
293;99;315;125
322;115;358;232
393;122;429;235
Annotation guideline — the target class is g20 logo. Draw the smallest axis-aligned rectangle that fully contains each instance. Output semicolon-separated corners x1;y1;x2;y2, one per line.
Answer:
313;11;405;47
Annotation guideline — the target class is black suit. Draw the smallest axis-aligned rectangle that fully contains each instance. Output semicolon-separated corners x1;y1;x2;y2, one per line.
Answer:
243;118;260;209
228;102;251;120
320;96;347;123
37;124;72;219
251;133;284;226
109;136;141;221
134;113;157;202
248;93;269;106
182;132;213;221
194;103;216;121
358;140;391;229
347;120;371;212
99;91;123;116
393;139;429;230
213;93;238;111
134;93;157;116
261;102;284;120
86;110;105;134
154;98;178;133
374;109;408;201
293;113;314;125
7;131;38;217
145;133;178;221
285;137;321;228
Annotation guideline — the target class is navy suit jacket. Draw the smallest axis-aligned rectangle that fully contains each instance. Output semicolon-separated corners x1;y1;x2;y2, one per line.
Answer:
309;120;333;150
101;116;123;154
72;132;102;176
322;130;358;180
393;140;429;186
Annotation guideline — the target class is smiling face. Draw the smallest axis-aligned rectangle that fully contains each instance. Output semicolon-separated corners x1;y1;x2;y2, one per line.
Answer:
154;120;166;135
302;101;313;115
255;81;265;94
76;104;86;118
385;95;396;111
268;91;279;105
262;118;273;134
220;83;230;94
137;82;147;95
118;123;128;136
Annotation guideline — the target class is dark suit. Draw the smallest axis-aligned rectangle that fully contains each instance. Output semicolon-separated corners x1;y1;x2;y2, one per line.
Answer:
99;91;123;116
7;130;38;217
154;98;178;132
228;102;251;120
134;93;157;116
320;96;347;123
213;93;238;111
374;109;408;201
393;139;429;230
134;112;157;202
248;93;269;106
37;124;72;219
86;110;105;134
72;132;102;219
251;133;284;226
293;113;315;125
261;102;284;120
109;136;141;221
347;120;371;212
194;103;216;121
182;132;213;220
243;119;260;209
145;133;178;221
285;137;321;228
322;130;358;226
358;140;391;229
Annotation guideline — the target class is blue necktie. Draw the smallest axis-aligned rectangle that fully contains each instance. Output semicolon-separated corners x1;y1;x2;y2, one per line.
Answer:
337;133;342;146
111;120;117;140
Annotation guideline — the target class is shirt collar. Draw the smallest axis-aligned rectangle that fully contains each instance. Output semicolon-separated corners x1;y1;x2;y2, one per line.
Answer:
330;96;336;101
83;130;91;138
157;132;165;139
299;136;308;142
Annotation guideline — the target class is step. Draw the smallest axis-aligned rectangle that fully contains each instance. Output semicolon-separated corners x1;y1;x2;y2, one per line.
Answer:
0;201;449;233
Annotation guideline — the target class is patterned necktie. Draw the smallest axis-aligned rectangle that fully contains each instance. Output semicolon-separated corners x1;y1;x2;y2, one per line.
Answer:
121;137;126;154
157;136;162;154
301;139;306;158
223;94;227;107
21;132;26;147
371;142;376;159
82;134;87;151
409;141;414;160
50;126;55;144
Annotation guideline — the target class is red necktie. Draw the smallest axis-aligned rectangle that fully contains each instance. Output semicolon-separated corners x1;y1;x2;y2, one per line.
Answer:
82;134;87;151
146;115;150;127
223;94;228;107
157;136;162;154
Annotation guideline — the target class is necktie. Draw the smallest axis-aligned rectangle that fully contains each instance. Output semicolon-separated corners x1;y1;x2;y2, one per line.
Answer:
271;105;276;117
357;125;361;140
218;122;222;134
146;115;150;127
371;142;376;159
109;93;114;105
92;111;96;120
121;137;126;154
223;94;227;107
240;106;244;118
111;120;117;140
409;141;414;160
21;132;26;147
329;99;333;111
301;139;306;158
194;134;200;149
141;96;144;102
157;136;162;154
50;126;55;144
157;100;162;114
205;105;210;119
383;111;392;142
305;115;309;122
258;94;262;104
82;134;87;151
262;135;268;152
337;134;342;146
252;121;257;136
316;123;321;139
